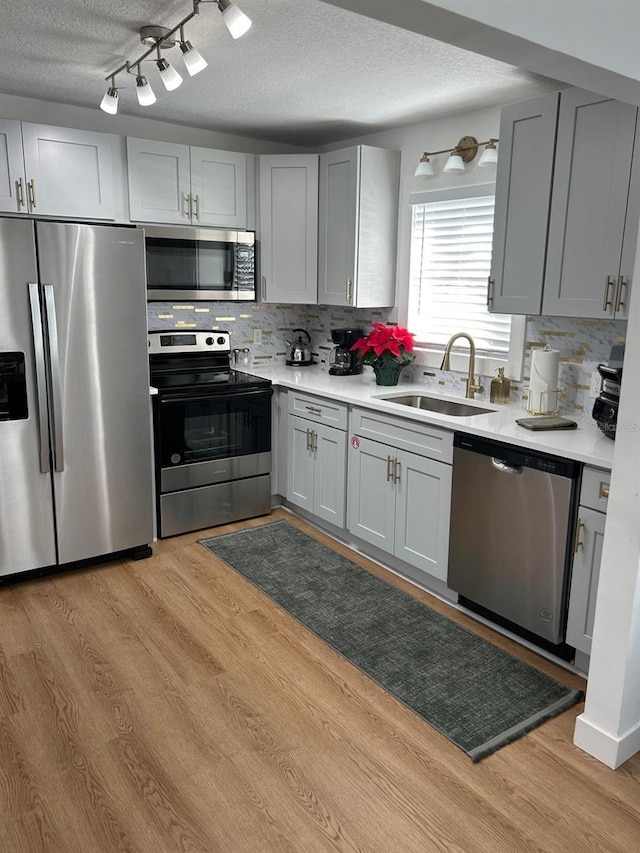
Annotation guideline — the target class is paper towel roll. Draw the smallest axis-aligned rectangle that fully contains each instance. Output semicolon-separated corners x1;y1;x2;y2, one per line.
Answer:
529;346;559;413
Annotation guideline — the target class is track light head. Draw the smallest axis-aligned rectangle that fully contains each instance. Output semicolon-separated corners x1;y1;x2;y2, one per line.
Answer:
218;0;252;39
180;39;208;76
156;56;183;91
100;83;118;115
136;74;157;106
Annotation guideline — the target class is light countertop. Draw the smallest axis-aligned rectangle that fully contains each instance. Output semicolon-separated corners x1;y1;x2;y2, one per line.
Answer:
248;363;615;470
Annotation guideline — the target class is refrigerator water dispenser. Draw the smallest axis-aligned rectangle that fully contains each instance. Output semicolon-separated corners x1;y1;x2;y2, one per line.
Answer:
0;352;28;421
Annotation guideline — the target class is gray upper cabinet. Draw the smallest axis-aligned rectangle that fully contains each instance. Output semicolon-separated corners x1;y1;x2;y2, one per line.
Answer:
491;89;639;318
490;93;559;315
317;145;399;307
542;90;638;318
0;119;27;214
127;138;247;228
21;124;115;220
258;154;318;304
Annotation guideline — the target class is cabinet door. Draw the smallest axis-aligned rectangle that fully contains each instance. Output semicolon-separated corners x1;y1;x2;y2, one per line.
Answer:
313;422;346;527
566;507;605;656
617;113;640;319
22;124;114;219
258;154;318;304
318;147;358;306
394;451;451;582
286;415;315;513
0;119;26;214
127;138;191;224
490;93;559;314
542;91;638;318
190;147;247;228
347;437;396;554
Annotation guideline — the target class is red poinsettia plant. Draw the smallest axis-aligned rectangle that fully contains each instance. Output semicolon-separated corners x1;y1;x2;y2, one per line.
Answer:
351;323;416;368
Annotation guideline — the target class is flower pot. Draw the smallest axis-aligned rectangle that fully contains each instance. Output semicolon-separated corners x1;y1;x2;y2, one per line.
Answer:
372;360;407;386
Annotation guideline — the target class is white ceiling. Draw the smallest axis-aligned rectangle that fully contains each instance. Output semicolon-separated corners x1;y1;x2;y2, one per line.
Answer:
3;0;560;146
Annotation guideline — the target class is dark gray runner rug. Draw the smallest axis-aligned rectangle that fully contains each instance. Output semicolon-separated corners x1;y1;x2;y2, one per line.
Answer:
200;520;582;762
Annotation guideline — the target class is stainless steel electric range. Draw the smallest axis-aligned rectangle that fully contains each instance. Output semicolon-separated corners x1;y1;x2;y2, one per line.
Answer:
149;331;272;538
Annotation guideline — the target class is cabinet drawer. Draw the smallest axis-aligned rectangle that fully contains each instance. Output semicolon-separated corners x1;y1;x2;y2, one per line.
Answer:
288;391;348;430
580;467;611;512
350;407;453;464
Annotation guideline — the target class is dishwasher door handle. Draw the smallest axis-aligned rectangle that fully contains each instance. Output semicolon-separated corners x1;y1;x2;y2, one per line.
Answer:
491;457;523;474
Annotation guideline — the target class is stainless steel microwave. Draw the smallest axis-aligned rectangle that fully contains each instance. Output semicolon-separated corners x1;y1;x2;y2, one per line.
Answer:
142;225;256;301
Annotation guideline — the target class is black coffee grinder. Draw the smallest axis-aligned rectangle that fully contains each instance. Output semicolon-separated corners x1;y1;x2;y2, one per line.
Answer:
328;328;364;376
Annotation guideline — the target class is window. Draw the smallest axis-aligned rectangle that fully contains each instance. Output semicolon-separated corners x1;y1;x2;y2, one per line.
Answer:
407;185;524;377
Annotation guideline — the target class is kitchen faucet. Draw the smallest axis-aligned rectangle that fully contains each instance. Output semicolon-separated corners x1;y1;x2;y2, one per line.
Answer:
441;333;485;399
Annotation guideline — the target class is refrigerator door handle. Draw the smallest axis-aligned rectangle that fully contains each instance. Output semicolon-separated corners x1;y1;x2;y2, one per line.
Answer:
43;284;65;472
27;282;51;474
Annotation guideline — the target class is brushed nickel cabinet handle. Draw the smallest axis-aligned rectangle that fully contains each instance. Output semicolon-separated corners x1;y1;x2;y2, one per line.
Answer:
305;428;311;452
386;455;393;483
393;459;401;485
16;177;25;208
603;275;614;311
312;430;318;452
262;275;267;300
28;179;36;208
574;519;584;554
195;194;200;219
615;276;626;313
600;484;610;500
487;275;495;308
346;278;352;303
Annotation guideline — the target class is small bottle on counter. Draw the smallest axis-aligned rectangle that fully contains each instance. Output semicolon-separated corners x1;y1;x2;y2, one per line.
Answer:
490;367;511;404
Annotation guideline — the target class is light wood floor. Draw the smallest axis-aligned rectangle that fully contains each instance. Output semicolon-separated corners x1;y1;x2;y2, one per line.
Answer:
1;508;639;853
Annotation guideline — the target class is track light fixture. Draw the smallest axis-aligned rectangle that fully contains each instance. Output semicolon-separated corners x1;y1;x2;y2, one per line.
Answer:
100;0;251;114
414;136;499;178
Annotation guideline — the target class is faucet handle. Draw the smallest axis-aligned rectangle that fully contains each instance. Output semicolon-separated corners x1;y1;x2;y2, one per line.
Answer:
462;377;485;398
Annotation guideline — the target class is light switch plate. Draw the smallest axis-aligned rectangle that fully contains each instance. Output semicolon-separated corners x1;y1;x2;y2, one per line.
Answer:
253;329;262;345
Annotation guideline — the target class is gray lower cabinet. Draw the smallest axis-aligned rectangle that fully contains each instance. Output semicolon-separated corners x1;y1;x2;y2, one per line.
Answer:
491;88;639;318
566;467;610;657
286;392;348;527
347;408;452;582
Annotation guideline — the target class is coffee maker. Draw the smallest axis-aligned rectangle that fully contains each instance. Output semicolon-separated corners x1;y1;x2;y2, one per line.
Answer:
329;328;364;376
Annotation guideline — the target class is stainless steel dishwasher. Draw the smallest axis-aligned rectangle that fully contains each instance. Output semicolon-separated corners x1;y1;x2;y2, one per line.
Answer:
448;433;581;648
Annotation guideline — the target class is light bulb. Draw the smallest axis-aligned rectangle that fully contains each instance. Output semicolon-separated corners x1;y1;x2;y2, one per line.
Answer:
444;153;465;174
100;86;119;115
180;41;208;76
478;143;498;167
414;157;435;178
136;74;156;106
219;0;252;39
157;58;183;91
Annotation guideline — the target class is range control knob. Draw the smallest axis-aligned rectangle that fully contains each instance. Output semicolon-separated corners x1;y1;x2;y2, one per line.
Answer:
217;336;226;345
205;336;215;345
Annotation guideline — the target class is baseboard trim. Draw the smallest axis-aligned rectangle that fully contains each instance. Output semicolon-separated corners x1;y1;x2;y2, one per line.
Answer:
574;713;640;769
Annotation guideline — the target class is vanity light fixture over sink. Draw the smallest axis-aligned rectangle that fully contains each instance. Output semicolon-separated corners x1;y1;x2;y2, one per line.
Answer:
100;0;252;115
414;136;499;177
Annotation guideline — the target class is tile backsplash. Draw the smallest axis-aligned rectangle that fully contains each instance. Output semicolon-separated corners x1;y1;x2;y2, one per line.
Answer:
147;302;625;414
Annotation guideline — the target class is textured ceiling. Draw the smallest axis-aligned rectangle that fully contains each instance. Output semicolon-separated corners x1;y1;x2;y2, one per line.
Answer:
1;0;560;146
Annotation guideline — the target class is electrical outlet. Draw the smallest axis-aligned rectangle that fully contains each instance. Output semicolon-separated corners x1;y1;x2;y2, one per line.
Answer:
253;329;262;345
589;370;602;398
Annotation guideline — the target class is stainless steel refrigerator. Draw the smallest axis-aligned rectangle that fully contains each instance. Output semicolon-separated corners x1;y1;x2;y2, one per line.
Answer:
0;218;154;578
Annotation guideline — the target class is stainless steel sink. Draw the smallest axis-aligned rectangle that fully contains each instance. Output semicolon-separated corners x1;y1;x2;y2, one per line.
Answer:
377;394;495;417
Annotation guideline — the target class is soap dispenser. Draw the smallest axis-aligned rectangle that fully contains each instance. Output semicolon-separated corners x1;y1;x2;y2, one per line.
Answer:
490;367;511;404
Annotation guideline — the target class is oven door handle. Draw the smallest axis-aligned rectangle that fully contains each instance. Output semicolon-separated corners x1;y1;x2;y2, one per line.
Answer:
157;388;273;405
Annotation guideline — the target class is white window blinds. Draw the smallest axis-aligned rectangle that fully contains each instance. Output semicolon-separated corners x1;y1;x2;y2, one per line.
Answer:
409;192;511;355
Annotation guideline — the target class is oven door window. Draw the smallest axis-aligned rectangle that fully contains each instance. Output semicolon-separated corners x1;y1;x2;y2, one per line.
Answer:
158;390;271;466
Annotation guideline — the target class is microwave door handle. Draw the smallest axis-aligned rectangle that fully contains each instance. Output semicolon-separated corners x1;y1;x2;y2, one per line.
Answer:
43;284;65;472
27;283;51;474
